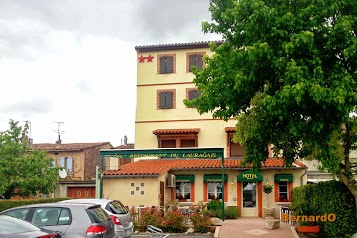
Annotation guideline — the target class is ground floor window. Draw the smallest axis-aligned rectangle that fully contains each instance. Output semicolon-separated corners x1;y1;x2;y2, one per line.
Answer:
278;182;288;201
207;182;223;200
176;182;191;201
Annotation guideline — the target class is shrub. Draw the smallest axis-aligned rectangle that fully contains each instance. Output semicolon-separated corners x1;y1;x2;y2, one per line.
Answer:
136;207;164;231
190;212;212;233
225;206;239;219
207;199;222;211
0;197;71;212
162;210;185;233
292;181;357;238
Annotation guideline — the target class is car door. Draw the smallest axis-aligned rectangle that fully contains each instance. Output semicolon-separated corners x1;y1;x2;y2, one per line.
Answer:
30;207;71;236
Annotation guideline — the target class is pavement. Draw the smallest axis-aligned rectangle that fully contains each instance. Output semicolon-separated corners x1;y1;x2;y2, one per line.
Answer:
217;217;299;238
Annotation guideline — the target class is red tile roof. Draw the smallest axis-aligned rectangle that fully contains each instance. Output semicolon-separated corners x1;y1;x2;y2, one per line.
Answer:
225;127;236;133
153;128;200;135
104;158;306;176
31;142;112;151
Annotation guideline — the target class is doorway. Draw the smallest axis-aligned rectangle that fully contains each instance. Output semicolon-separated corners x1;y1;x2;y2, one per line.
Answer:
241;182;258;216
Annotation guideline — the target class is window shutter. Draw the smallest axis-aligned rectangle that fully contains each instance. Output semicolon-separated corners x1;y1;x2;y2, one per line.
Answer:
159;57;166;74
159;92;166;109
188;55;195;72
196;54;203;70
67;157;73;172
188;90;196;100
60;158;65;168
166;91;173;108
166;56;173;73
195;90;201;98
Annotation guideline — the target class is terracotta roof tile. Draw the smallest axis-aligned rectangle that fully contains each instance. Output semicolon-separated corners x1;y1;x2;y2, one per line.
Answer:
225;127;236;133
31;142;112;151
153;128;200;135
104;158;306;176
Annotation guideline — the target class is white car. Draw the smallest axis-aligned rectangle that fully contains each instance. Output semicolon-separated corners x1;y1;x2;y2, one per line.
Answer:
59;199;133;238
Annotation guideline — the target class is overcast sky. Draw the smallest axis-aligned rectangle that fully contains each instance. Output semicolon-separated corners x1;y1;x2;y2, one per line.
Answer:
0;0;220;146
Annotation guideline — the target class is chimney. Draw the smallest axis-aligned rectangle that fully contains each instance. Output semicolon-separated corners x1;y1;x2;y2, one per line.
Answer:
56;135;62;144
28;138;33;147
124;135;128;146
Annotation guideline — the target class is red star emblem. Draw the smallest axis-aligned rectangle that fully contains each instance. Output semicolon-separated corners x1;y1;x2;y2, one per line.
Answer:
147;54;154;62
138;55;145;63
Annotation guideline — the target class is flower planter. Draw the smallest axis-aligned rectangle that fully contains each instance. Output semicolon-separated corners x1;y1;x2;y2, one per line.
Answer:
297;225;320;233
263;207;275;217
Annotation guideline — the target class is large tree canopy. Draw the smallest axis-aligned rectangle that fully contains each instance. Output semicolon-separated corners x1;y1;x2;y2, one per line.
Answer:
0;120;59;199
186;0;357;200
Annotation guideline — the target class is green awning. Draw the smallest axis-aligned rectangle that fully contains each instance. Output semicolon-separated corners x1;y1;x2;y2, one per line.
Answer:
175;175;195;182
275;174;293;182
204;174;228;182
237;171;263;182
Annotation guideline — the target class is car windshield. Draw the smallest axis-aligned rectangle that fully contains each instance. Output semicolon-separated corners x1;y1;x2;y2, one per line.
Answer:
108;201;128;214
0;215;39;234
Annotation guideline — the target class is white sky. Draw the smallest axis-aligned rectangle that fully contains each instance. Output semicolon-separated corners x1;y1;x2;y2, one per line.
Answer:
0;0;220;146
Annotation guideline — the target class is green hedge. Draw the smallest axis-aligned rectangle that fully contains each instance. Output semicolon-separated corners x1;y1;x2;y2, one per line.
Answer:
0;198;71;212
291;181;357;238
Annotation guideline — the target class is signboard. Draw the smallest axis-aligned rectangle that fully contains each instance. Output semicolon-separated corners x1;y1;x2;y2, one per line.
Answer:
237;170;263;182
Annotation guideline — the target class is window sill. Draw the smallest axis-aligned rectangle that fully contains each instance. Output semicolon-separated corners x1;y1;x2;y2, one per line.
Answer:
276;201;292;205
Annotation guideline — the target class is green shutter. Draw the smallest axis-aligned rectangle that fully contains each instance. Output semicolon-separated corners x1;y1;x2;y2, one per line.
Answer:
196;54;203;70
175;175;194;182
166;91;173;109
166;56;173;73
159;57;166;74
204;174;227;182
274;174;293;182
237;171;263;182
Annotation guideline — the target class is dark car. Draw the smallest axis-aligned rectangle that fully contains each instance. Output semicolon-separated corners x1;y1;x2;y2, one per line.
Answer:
0;214;61;238
1;203;115;238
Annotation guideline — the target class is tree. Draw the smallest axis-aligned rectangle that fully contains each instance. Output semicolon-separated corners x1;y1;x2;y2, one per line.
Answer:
0;119;59;199
185;0;357;210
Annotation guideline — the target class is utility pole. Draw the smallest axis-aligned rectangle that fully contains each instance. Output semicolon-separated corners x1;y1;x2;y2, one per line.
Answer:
54;121;65;143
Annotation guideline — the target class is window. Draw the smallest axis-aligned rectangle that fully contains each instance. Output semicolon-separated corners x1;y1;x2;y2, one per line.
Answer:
60;157;73;172
188;89;201;100
207;182;223;200
141;191;144;195
187;53;204;72
141;183;144;187
175;182;191;201
230;142;246;157
278;182;289;201
3;208;30;220
131;191;134;195
131;183;134;187
32;208;70;226
158;55;175;74
52;158;56;167
157;90;175;109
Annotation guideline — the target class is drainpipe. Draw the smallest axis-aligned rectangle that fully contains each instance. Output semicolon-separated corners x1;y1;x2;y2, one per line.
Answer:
300;167;308;185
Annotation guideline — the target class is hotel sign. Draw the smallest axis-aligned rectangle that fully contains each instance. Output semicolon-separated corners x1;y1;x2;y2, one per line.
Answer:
237;170;263;182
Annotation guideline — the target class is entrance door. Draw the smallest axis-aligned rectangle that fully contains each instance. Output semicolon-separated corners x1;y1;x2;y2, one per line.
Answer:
241;182;258;216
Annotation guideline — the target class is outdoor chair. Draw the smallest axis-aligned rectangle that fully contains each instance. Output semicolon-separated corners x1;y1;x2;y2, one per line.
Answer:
146;225;170;238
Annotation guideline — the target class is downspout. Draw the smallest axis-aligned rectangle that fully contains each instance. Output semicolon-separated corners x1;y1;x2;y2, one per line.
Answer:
300;167;308;185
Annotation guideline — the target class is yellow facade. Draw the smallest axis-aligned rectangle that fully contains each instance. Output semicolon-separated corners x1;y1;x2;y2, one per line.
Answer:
103;42;307;218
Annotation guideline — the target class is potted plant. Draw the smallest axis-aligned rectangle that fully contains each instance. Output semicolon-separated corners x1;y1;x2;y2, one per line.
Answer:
297;221;320;233
262;180;275;217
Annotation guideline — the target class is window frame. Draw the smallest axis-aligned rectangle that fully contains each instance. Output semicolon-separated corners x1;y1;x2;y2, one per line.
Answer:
186;52;205;72
275;181;293;202
59;157;73;173
157;89;176;109
175;182;192;201
157;54;176;74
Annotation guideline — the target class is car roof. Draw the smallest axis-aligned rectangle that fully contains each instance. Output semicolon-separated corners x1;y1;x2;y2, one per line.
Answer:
2;202;101;211
59;198;115;205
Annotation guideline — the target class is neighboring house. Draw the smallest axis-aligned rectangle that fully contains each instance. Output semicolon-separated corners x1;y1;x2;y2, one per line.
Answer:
107;135;134;170
31;140;112;198
102;41;307;218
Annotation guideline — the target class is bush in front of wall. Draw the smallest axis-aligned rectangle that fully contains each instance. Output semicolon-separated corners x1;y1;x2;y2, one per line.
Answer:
162;210;186;233
190;211;212;233
136;207;164;231
291;180;357;238
225;206;239;219
0;198;71;212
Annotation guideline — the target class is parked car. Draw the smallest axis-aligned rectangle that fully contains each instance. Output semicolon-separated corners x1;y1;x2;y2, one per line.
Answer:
0;214;61;238
58;199;133;238
0;203;115;238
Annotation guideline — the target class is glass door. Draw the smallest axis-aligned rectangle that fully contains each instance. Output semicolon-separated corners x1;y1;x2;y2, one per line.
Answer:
242;182;258;216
